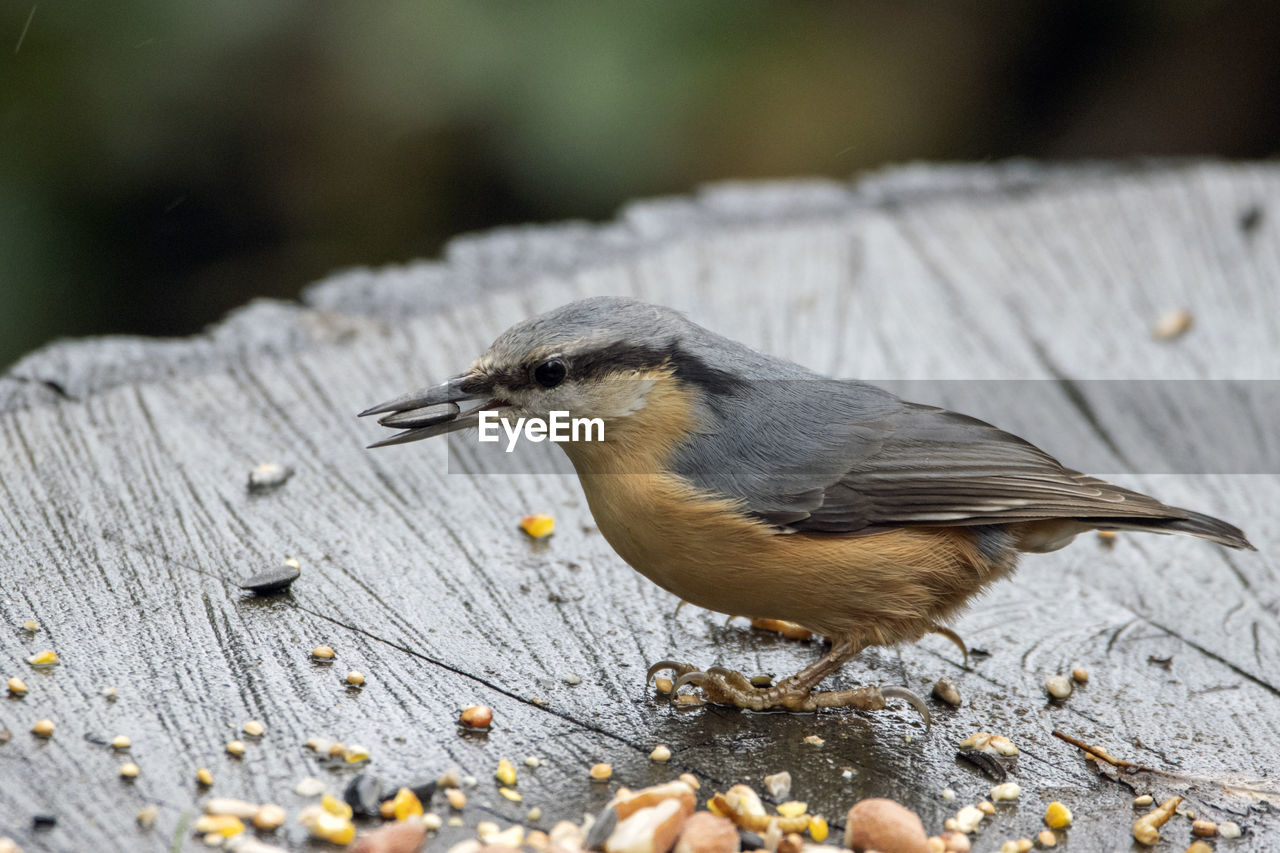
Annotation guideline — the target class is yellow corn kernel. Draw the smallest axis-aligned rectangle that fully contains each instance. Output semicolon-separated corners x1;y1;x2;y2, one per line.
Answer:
589;763;612;781
7;677;27;695
343;744;370;763
1044;801;1073;828
226;740;245;756
392;788;422;820
119;762;140;778
446;788;466;810
496;759;518;787
313;812;355;844
243;720;265;737
391;787;423;820
808;816;829;843
500;787;523;802
520;514;555;538
111;735;131;750
777;801;807;818
31;718;55;737
194;815;244;837
196;767;213;787
322;794;353;819
26;650;58;666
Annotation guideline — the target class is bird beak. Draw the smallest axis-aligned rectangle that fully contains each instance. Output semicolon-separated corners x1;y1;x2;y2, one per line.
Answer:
358;374;497;448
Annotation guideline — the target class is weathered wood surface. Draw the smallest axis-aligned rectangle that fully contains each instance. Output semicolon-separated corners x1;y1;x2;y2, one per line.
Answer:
1;162;1277;852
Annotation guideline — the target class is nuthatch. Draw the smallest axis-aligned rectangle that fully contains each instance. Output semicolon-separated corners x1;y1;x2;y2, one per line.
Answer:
360;297;1253;723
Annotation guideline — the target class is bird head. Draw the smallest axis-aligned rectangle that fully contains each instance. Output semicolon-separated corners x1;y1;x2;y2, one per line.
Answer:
359;297;738;448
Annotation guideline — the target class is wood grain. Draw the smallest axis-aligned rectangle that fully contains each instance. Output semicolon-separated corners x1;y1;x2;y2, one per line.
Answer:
1;162;1277;851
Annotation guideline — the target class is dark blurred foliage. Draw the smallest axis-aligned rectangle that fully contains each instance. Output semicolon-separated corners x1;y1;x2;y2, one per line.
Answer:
2;1;1279;369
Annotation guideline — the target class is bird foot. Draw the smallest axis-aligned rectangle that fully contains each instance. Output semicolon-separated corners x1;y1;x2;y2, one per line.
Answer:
646;661;930;725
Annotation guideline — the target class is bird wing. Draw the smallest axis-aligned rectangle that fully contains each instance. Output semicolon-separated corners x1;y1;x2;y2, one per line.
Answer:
671;379;1181;535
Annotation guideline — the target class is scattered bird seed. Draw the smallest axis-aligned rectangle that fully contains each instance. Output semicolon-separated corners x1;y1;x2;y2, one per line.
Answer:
1045;674;1073;699
248;462;293;492
499;788;523;802
197;767;214;787
26;650;58;667
101;687;117;700
496;759;518;787
111;735;131;750
1186;842;1213;853
941;788;956;802
423;813;443;831
959;732;1019;756
31;719;54;738
931;677;962;706
520;514;555;538
589;763;612;781
978;800;996;815
253;804;286;831
679;773;700;790
525;756;542;768
243;720;265;737
953;805;985;834
343;744;370;763
311;645;335;661
447;817;464;827
296;777;326;797
1219;821;1242;839
776;801;807;818
206;799;259;820
119;762;140;779
803;735;824;746
137;805;159;828
650;745;671;763
445;788;466;809
22;620;39;632
1152;308;1193;341
1071;667;1089;683
1192;820;1218;837
527;807;543;822
654;677;674;694
1133;796;1181;845
563;673;583;685
459;705;493;729
1133;795;1154;806
392;788;424;820
345;671;366;687
1044;801;1072;828
749;674;773;688
226;740;246;756
7;677;27;696
990;783;1021;802
0;729;10;745
238;562;301;595
1037;828;1056;847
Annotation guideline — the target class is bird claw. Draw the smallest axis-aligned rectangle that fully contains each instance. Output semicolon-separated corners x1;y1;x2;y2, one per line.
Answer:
646;660;698;687
930;625;970;669
882;685;932;728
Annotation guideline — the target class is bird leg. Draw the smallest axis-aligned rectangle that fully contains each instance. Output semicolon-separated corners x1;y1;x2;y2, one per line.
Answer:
646;635;931;725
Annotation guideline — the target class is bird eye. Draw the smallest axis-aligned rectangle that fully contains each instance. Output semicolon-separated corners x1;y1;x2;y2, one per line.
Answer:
533;357;567;389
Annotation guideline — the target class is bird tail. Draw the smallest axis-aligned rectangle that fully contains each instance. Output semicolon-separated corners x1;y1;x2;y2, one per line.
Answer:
1096;508;1255;551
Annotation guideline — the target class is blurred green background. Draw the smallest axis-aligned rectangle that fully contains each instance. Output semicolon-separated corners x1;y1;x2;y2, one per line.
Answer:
3;1;1279;370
